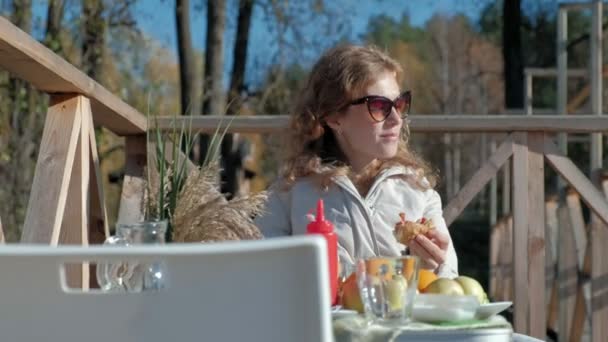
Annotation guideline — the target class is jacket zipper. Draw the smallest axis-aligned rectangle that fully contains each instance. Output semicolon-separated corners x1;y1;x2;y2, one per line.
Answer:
333;168;407;256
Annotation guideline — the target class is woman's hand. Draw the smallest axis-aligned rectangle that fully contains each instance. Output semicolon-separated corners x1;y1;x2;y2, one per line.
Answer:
407;229;450;271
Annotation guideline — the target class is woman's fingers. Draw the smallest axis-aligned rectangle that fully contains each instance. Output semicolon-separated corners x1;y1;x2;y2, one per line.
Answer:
424;229;450;250
408;240;438;269
414;234;446;265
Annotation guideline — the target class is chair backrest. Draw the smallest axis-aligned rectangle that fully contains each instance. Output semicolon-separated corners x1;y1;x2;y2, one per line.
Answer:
0;236;332;342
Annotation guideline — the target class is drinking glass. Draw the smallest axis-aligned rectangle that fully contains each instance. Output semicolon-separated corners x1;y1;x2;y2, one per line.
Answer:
96;220;167;292
356;256;420;326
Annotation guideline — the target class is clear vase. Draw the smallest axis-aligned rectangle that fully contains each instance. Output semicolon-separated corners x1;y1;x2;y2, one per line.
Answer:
96;220;168;292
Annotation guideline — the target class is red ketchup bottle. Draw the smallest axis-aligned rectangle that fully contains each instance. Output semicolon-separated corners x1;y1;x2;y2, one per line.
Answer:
306;199;338;306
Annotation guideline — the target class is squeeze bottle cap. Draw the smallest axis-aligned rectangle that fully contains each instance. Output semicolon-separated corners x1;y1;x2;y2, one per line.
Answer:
306;199;334;234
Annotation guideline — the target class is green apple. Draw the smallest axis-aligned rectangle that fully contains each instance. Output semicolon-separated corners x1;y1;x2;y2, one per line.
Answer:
455;276;487;304
422;278;465;296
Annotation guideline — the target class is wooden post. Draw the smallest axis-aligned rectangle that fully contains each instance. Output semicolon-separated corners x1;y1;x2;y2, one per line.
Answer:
20;94;100;288
0;215;4;243
117;135;147;224
525;72;533;115
503;158;511;216
87;107;109;289
512;129;529;334
557;204;578;340
58;96;91;289
566;190;592;342
566;189;587;269
591;176;608;342
545;196;559;332
490;139;498;226
503;216;514;301
21;94;82;243
489;221;503;300
512;132;546;337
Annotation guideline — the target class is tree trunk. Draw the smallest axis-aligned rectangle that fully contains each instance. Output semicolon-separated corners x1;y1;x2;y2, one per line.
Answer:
199;0;226;174
44;0;64;54
176;0;197;115
202;0;226;116
227;0;253;114
9;0;32;113
82;0;105;79
221;0;254;198
502;0;524;109
6;0;35;241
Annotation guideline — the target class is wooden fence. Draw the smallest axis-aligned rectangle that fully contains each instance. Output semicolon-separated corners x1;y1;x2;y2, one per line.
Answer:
1;16;608;341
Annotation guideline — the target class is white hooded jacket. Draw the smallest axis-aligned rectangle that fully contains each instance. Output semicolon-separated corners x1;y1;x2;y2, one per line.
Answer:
255;166;459;278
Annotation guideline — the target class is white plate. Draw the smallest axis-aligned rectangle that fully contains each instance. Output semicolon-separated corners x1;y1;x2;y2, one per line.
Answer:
475;302;512;320
412;294;479;323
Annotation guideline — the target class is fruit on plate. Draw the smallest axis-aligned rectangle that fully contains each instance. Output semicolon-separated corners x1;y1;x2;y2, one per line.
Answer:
341;273;364;313
393;213;435;244
417;269;438;291
422;278;465;296
455;276;489;304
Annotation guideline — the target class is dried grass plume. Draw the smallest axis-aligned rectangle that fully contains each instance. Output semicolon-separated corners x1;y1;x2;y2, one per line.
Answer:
170;162;267;243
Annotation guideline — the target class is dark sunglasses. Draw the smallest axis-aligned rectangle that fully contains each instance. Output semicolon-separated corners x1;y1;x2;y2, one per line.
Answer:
348;91;412;122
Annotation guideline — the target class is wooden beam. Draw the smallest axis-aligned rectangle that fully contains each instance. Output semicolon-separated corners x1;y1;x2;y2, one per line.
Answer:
566;190;588;269
87;100;108;289
156;115;608;134
545;197;559;332
544;138;608;225
525;67;588;77
21;95;82;243
559;2;593;10
511;132;546;337
58;96;91;289
567;190;592;342
558;205;579;340
0;17;145;135
528;133;547;338
591;178;608;342
502;216;514;301
443;134;514;226
489;222;503;300
512;132;530;334
117;135;147;224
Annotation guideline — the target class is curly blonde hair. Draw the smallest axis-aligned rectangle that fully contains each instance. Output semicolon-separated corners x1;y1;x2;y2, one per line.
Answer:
280;44;436;191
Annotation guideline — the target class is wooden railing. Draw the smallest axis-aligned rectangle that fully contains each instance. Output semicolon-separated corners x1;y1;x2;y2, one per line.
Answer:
1;15;608;341
158;115;608;341
0;16;147;289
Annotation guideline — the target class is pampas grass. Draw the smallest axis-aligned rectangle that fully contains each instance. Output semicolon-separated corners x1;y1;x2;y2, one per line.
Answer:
171;161;266;242
146;109;266;243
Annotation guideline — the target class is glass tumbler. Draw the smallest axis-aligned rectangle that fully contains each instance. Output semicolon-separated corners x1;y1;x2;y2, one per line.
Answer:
356;256;420;326
96;220;168;292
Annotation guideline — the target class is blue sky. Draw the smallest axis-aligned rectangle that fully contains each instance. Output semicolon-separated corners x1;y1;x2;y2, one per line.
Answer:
132;0;488;86
24;0;587;87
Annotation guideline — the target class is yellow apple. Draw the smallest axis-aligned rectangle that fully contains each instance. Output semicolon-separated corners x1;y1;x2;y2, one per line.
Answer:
422;278;465;296
454;276;488;304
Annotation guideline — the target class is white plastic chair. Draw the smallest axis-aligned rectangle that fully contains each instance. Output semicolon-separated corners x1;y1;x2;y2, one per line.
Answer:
0;236;332;342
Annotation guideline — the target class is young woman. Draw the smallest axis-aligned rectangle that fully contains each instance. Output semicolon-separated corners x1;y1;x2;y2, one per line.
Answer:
255;44;458;278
